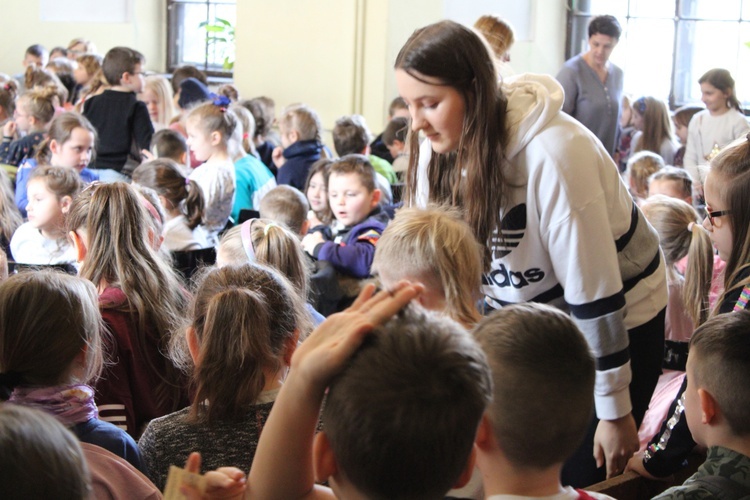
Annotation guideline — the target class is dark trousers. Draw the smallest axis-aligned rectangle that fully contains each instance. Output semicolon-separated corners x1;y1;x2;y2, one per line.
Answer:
561;307;666;488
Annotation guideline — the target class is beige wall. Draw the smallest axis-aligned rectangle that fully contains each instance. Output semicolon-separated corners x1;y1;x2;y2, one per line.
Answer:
0;0;165;76
0;0;567;136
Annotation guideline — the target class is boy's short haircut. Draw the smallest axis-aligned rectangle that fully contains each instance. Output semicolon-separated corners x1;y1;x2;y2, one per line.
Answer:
329;154;377;192
26;44;48;62
388;96;408;118
332;115;370;157
383;116;409;147
323;305;492;500
472;303;595;468
259;185;309;235
279;104;320;142
690;310;750;436
628;150;664;198
151;129;188;162
102;46;144;86
648;166;693;199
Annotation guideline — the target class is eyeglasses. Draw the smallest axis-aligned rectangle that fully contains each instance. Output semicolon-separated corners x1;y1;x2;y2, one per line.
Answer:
706;206;731;227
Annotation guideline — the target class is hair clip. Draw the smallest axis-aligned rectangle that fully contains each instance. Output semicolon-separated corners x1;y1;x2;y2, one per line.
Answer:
140;196;162;224
185;178;190;186
634;97;647;114
212;95;231;108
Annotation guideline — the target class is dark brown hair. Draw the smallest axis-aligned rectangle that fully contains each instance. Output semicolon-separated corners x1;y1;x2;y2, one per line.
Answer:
323;305;491;499
304;158;333;224
396;20;508;268
132;158;204;229
102;46;144;86
181;264;306;423
332;115;369;156
329;154;376;192
473;303;594;467
699;68;742;112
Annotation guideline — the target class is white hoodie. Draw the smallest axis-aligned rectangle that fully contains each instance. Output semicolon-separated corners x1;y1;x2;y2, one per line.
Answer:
416;74;667;420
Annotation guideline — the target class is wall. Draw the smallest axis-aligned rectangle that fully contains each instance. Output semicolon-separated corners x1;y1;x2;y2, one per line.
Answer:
0;0;165;76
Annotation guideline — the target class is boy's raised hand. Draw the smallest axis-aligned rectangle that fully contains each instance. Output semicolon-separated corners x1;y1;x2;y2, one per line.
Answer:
292;282;422;393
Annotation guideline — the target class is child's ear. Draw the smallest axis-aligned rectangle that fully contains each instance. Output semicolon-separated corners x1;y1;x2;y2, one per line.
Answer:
49;139;61;156
210;131;222;147
300;219;310;237
180;151;188;165
313;431;338;483
288;130;300;144
186;326;201;365
698;388;718;425
370;188;382;208
474;412;495;452
68;230;87;263
59;195;73;214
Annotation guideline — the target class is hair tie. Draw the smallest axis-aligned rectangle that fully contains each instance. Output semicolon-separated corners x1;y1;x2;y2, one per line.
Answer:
212;95;231;108
263;222;278;236
687;222;695;232
140;196;162;224
240;219;256;262
242;132;249;140
185;178;190;186
3;83;9;91
0;371;23;398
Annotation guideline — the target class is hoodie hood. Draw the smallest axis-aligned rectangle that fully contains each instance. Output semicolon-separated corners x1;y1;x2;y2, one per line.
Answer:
501;74;564;161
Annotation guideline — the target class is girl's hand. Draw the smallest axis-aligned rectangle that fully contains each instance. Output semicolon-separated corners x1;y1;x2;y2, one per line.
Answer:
290;282;422;392
2;121;16;139
308;211;323;229
301;231;324;255
180;452;247;500
140;149;155;161
272;146;286;168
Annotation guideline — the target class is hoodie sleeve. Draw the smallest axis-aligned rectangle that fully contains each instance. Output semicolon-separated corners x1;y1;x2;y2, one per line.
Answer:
314;225;383;279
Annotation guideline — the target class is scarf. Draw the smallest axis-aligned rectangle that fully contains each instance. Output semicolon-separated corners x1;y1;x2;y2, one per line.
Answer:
8;384;98;427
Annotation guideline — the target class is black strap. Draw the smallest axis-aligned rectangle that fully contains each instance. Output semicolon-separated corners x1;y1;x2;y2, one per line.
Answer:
693;475;750;499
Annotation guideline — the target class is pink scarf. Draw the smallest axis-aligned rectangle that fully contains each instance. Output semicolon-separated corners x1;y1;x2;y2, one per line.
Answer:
8;384;98;427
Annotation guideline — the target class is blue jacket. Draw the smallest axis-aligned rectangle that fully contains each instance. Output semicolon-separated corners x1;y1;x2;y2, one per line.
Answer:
312;208;389;279
277;140;322;191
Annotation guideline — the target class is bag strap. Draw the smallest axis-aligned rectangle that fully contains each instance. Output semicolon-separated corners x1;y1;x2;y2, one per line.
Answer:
692;475;750;500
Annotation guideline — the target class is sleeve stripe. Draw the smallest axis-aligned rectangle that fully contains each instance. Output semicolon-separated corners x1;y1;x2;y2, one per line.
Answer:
482;283;564;309
622;250;661;293
568;291;626;320
615;202;639;252
595;347;631;371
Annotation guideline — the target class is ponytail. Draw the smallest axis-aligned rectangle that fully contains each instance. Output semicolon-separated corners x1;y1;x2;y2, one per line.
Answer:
184;179;204;229
683;222;713;326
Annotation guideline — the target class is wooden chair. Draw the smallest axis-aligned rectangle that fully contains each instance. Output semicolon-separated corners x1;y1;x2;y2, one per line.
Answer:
171;247;217;281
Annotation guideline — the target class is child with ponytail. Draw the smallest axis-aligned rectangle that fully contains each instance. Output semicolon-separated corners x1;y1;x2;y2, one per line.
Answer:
630;134;750;479
186;98;237;244
1;86;57;166
66;182;189;438
132;158;207;251
0;271;144;471
637;195;713;449
138;263;309;489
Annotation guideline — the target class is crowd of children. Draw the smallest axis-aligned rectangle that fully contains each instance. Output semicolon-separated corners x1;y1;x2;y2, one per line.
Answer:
2;17;750;500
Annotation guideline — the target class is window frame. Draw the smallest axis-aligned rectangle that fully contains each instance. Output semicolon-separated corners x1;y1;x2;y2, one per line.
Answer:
166;0;236;78
565;0;750;109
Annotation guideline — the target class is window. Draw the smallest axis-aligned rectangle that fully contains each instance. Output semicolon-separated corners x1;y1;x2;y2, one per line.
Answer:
167;0;236;77
566;0;750;108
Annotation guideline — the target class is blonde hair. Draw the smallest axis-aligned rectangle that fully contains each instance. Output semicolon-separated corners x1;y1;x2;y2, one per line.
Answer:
18;86;58;126
372;205;483;327
229;103;256;155
259;185;309;235
0;170;21;248
0;271;103;392
279;104;321;142
187;101;237;148
632;96;675;156
143;75;176;128
24;68;68;105
218;219;311;301
75;54;102;78
65;182;188;404
67;38;97;55
641;195;713;326
627;151;664;199
474;15;515;60
176;264;307;423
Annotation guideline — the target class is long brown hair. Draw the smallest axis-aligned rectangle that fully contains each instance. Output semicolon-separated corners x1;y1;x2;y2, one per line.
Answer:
65;182;188;405
180;264;307;423
132;159;204;229
709;136;750;311
632;96;675;156
395;20;509;267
